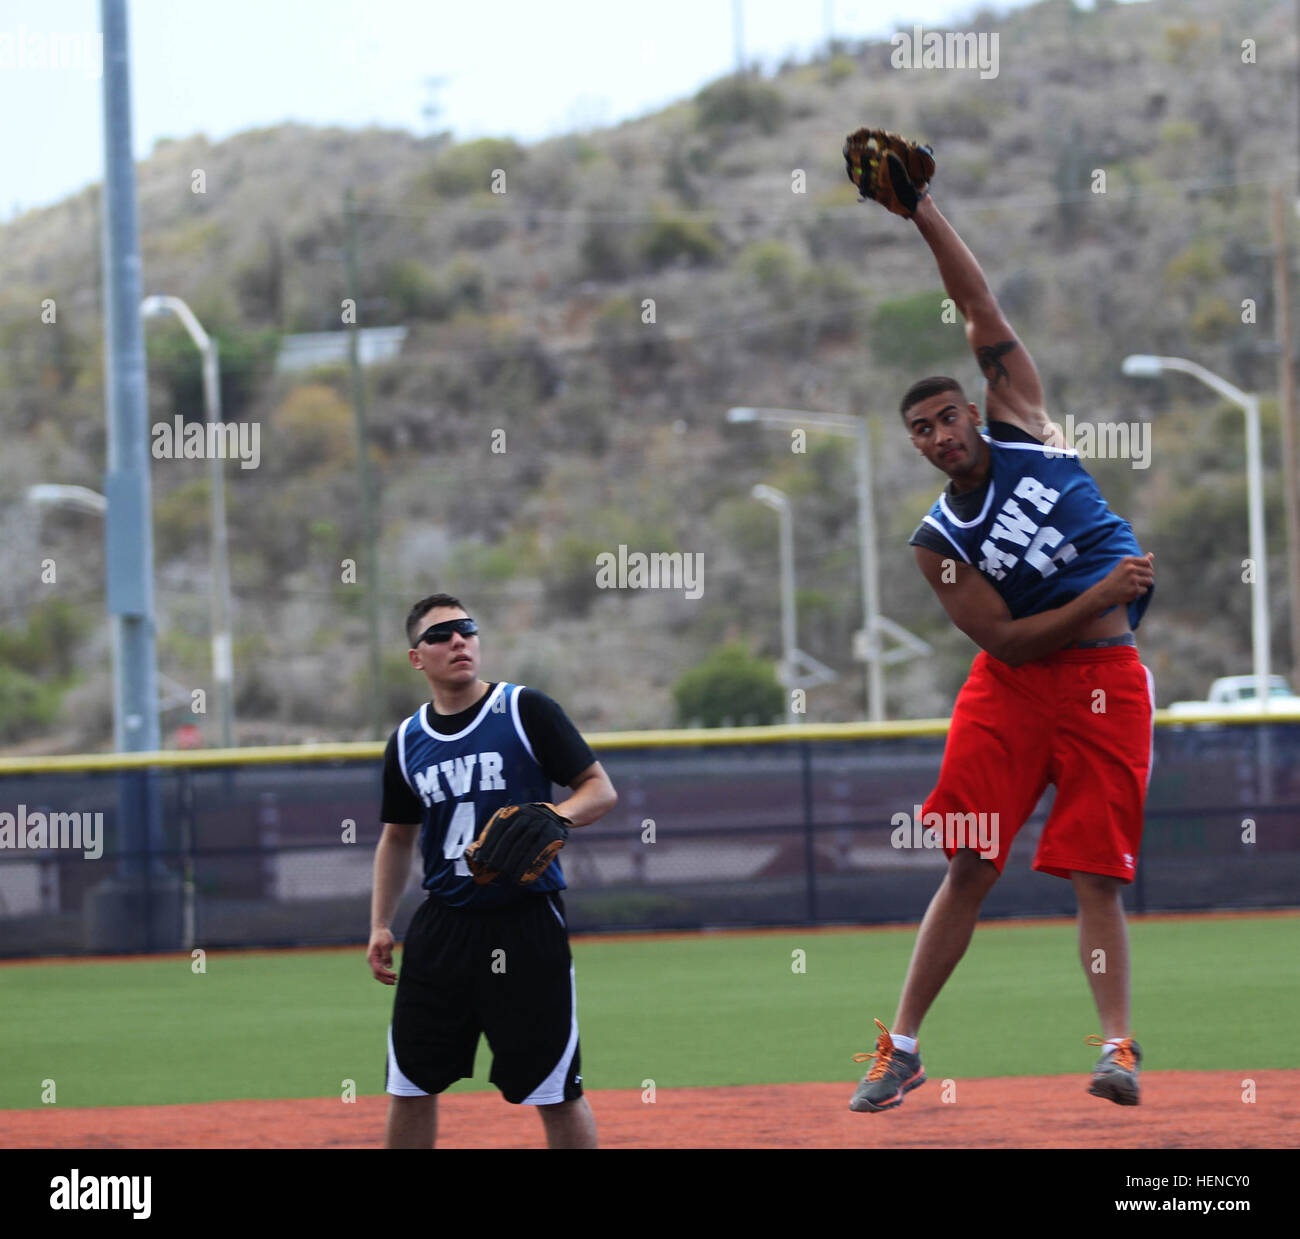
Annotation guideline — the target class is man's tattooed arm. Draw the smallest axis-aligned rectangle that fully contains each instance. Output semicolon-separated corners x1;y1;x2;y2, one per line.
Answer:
977;340;1017;388
911;198;1047;424
975;335;1055;439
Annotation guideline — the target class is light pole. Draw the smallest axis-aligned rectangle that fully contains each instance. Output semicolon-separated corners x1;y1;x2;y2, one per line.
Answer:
749;484;836;723
1122;355;1271;713
142;294;235;748
752;485;797;721
727;406;930;720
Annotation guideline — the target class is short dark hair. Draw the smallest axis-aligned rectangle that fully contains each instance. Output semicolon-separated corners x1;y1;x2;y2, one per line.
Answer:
899;376;967;419
405;592;466;646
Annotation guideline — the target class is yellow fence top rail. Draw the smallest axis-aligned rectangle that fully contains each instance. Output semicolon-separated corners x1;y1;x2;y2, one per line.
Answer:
0;707;1296;775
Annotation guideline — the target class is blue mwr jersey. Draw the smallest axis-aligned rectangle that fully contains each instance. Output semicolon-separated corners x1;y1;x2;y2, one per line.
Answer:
909;422;1151;630
387;682;582;909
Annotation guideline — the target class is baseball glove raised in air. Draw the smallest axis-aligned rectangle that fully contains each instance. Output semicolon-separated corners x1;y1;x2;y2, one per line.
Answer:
464;802;572;886
843;128;935;219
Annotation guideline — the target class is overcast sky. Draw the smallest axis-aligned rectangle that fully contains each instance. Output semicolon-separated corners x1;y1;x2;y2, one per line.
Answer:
0;0;1125;217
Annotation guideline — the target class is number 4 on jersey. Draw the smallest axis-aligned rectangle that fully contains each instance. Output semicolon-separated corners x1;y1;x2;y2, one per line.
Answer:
444;802;476;877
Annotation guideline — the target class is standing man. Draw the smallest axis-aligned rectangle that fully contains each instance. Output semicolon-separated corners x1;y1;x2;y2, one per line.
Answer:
368;592;617;1148
842;131;1156;1110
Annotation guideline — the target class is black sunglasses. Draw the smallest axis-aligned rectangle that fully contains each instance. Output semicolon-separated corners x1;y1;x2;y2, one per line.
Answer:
414;618;478;646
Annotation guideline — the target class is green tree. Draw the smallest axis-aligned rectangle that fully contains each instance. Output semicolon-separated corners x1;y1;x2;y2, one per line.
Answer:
382;258;446;320
640;211;724;270
579;208;634;280
146;323;280;421
0;600;87;741
428;138;523;197
695;76;786;134
870;290;966;370
0;599;86;672
0;664;62;743
672;642;784;727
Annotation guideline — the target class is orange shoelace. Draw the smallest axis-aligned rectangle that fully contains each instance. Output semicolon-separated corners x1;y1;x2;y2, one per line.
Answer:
853;1019;898;1080
1086;1034;1137;1071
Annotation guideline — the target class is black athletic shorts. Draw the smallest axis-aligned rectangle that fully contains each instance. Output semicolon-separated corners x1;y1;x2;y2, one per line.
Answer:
386;891;583;1105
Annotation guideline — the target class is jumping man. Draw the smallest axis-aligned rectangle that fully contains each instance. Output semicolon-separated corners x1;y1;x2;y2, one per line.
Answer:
843;130;1156;1111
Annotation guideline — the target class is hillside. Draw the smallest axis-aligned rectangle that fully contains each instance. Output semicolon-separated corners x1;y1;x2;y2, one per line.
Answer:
1;0;1297;751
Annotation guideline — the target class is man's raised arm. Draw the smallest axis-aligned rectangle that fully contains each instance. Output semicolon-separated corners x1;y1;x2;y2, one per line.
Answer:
910;196;1061;444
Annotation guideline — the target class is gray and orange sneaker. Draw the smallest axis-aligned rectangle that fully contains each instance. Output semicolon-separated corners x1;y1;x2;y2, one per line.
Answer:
1085;1035;1142;1106
849;1019;926;1112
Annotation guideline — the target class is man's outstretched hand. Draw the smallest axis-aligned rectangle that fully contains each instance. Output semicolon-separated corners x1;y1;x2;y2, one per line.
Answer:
843;128;934;218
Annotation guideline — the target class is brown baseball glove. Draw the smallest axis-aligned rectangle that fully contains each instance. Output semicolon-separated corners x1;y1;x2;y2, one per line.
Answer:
463;802;571;886
843;128;935;219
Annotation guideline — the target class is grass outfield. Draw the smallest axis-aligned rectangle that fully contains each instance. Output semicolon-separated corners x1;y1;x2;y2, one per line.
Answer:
1;915;1294;1110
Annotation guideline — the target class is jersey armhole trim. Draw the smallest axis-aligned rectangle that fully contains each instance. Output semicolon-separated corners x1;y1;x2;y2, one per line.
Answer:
509;685;540;765
989;438;1079;458
920;515;972;564
396;711;417;792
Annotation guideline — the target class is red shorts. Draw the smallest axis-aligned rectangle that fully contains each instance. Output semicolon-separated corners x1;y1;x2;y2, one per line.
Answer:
923;646;1155;882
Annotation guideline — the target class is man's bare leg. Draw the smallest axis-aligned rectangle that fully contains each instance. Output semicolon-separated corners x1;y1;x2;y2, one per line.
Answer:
538;1096;597;1149
892;849;1001;1038
385;1094;436;1148
1072;871;1131;1039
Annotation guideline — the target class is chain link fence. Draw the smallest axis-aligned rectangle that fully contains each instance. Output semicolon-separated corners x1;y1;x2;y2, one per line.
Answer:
1;719;1297;957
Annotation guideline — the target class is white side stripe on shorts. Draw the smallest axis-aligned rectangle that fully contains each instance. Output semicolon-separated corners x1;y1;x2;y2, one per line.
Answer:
386;1024;429;1097
520;963;579;1106
1143;663;1156;790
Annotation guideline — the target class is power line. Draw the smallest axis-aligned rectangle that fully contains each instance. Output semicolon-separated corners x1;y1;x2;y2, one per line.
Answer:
347;165;1300;223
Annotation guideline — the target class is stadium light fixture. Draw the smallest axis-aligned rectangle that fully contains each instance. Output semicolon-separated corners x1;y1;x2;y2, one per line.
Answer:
1122;353;1269;714
1121;354;1164;379
26;483;109;515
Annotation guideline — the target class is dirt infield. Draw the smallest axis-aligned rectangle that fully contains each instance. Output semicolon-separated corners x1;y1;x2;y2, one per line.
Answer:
5;1071;1297;1149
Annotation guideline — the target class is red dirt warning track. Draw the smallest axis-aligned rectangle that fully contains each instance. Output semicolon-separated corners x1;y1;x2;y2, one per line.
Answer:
4;1072;1297;1149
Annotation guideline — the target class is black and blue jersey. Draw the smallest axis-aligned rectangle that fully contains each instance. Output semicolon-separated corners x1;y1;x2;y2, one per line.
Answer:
909;422;1151;630
381;682;595;910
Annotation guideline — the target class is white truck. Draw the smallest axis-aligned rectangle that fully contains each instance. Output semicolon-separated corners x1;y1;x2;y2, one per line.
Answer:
1167;675;1300;715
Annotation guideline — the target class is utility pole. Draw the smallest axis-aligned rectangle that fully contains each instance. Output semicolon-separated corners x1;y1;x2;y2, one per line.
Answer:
344;188;385;739
92;0;177;952
101;0;159;761
1271;187;1300;677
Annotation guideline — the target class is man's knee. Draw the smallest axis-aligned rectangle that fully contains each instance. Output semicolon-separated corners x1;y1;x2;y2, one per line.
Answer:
385;1092;436;1149
947;848;1000;896
390;1093;436;1107
537;1096;585;1114
1072;870;1124;902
